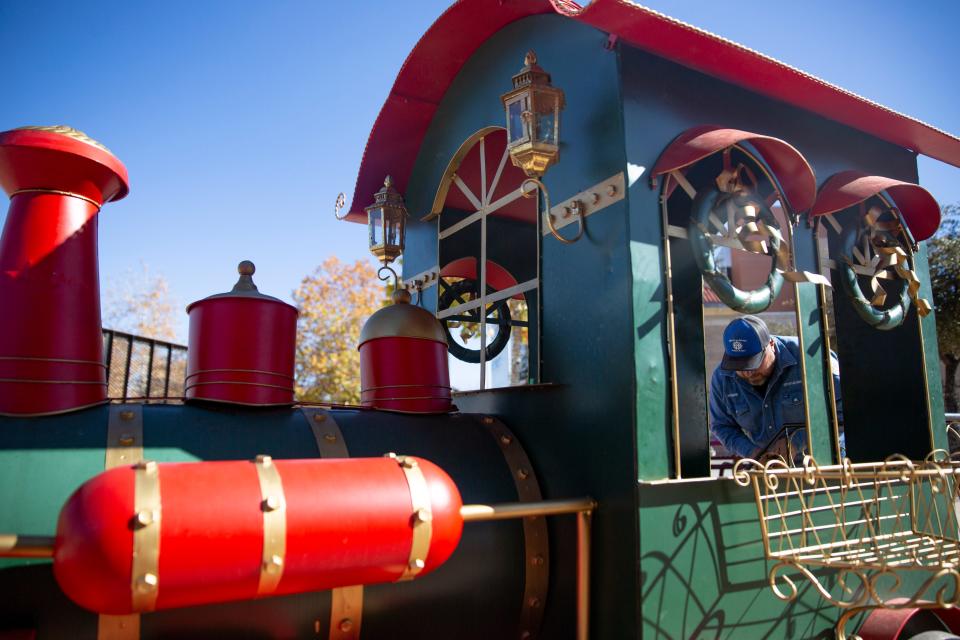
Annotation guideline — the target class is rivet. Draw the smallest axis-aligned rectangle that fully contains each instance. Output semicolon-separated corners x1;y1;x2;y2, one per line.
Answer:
255;454;273;466
313;413;326;423
120;410;134;421
135;573;158;592
384;452;398;459
481;416;494;425
324;433;337;443
532;554;545;566
314;620;322;634
264;554;283;573
562;206;572;219
262;496;281;512
606;184;617;197
528;596;541;608
118;433;135;446
517;468;530;480
589;191;600;204
134;509;154;527
499;434;513;445
414;508;433;523
401;457;418;469
134;460;157;473
409;558;425;570
338;618;354;633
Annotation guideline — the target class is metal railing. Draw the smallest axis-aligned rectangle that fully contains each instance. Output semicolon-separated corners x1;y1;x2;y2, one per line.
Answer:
102;329;187;402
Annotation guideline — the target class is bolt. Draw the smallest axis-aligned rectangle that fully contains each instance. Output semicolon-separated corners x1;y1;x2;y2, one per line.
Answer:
589;192;600;205
384;452;398;459
499;434;513;446
606;184;617;197
521;633;532;640
264;555;284;573
120;410;134;421
532;554;545;566
135;573;158;592
135;460;157;473
134;509;154;527
562;206;572;219
262;496;281;512
119;433;135;446
324;433;337;443
528;597;541;608
401;457;418;469
409;558;425;571
255;454;273;466
481;416;494;425
414;508;433;523
339;618;354;633
314;620;322;634
313;413;326;423
517;468;530;480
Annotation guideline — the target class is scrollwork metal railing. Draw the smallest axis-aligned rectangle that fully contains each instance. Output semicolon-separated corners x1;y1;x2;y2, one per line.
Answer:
734;453;960;638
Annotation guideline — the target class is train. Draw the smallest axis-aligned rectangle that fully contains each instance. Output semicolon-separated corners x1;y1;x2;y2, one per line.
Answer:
2;1;960;638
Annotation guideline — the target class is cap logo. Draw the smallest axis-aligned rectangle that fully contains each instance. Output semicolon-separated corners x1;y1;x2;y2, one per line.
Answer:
731;339;745;352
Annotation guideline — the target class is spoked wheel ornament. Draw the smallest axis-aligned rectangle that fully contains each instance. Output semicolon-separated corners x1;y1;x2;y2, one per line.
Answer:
438;278;512;363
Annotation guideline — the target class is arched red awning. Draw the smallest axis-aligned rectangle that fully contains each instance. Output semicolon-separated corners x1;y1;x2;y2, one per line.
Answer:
440;257;524;299
650;125;816;212
810;170;941;241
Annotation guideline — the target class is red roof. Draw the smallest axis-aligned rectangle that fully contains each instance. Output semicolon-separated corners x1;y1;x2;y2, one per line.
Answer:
347;0;960;219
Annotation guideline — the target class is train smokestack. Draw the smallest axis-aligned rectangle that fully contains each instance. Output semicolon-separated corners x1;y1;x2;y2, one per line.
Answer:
0;126;129;416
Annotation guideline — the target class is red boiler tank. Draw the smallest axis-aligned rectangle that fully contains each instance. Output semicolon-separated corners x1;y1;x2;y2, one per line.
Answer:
53;455;464;614
359;289;451;413
186;261;298;406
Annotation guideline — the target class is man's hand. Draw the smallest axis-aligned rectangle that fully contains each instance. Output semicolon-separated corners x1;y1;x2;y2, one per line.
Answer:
756;437;789;464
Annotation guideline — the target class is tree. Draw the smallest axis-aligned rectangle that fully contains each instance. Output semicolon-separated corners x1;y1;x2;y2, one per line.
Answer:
294;257;385;404
929;203;960;412
102;263;179;342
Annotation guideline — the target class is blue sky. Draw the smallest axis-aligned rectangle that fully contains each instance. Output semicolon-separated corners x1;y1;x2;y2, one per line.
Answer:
1;1;958;342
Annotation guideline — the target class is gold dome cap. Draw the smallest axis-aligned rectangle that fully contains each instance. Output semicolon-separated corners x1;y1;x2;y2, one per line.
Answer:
359;290;447;346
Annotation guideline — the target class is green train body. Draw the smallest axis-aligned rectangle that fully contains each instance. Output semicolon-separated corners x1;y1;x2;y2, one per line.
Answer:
1;2;958;639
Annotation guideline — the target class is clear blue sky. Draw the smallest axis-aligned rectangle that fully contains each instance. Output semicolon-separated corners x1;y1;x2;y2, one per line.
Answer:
1;1;958;342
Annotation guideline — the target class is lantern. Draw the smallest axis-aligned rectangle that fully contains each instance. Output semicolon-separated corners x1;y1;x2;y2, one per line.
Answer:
365;175;408;265
500;50;565;178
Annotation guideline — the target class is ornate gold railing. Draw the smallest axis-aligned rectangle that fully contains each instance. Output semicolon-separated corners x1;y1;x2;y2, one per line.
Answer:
734;453;960;639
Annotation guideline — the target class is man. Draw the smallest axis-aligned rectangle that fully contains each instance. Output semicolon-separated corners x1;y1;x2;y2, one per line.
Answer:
709;315;842;463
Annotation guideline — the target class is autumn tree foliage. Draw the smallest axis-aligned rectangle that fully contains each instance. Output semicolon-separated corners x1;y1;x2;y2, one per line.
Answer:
102;263;179;342
294;257;384;404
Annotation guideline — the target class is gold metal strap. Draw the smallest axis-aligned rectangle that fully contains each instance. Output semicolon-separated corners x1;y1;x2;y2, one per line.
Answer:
106;405;144;470
131;460;161;612
253;455;286;595
389;454;433;582
101;406;145;638
97;615;141;640
482;416;549;640
10;187;102;209
299;408;364;640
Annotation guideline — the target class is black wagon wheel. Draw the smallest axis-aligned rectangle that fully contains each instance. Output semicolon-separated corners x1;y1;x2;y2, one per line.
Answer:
438;278;512;364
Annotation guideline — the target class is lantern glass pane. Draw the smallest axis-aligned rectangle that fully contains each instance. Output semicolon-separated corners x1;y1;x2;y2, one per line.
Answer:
534;92;557;144
368;207;383;248
386;210;400;248
507;97;527;143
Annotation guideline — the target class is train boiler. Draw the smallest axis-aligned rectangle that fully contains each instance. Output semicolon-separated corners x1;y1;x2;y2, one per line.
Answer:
3;1;960;639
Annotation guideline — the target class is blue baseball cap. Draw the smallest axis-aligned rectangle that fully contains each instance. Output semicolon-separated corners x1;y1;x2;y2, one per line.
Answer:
721;315;771;371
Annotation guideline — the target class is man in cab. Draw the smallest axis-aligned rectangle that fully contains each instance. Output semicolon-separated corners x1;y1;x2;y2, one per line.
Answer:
709;315;842;463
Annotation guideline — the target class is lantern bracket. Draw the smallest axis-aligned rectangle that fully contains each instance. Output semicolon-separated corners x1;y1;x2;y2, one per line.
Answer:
522;178;584;244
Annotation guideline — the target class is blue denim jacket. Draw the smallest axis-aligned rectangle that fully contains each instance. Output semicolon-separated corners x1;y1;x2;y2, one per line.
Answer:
709;336;843;458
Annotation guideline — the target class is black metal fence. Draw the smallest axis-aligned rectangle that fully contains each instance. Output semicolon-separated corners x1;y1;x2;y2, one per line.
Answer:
102;329;187;401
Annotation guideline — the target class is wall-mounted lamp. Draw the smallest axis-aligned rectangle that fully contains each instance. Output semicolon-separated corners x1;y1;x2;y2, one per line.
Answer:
365;175;408;267
501;51;582;243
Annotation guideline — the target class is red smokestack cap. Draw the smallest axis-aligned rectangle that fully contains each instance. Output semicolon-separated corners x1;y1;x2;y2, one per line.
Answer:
0;126;129;415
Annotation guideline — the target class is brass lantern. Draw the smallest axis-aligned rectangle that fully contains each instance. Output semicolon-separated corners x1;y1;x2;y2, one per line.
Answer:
365;175;408;265
500;50;565;178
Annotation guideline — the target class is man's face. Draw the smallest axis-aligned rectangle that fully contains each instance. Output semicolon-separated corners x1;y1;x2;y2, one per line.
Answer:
735;340;776;386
